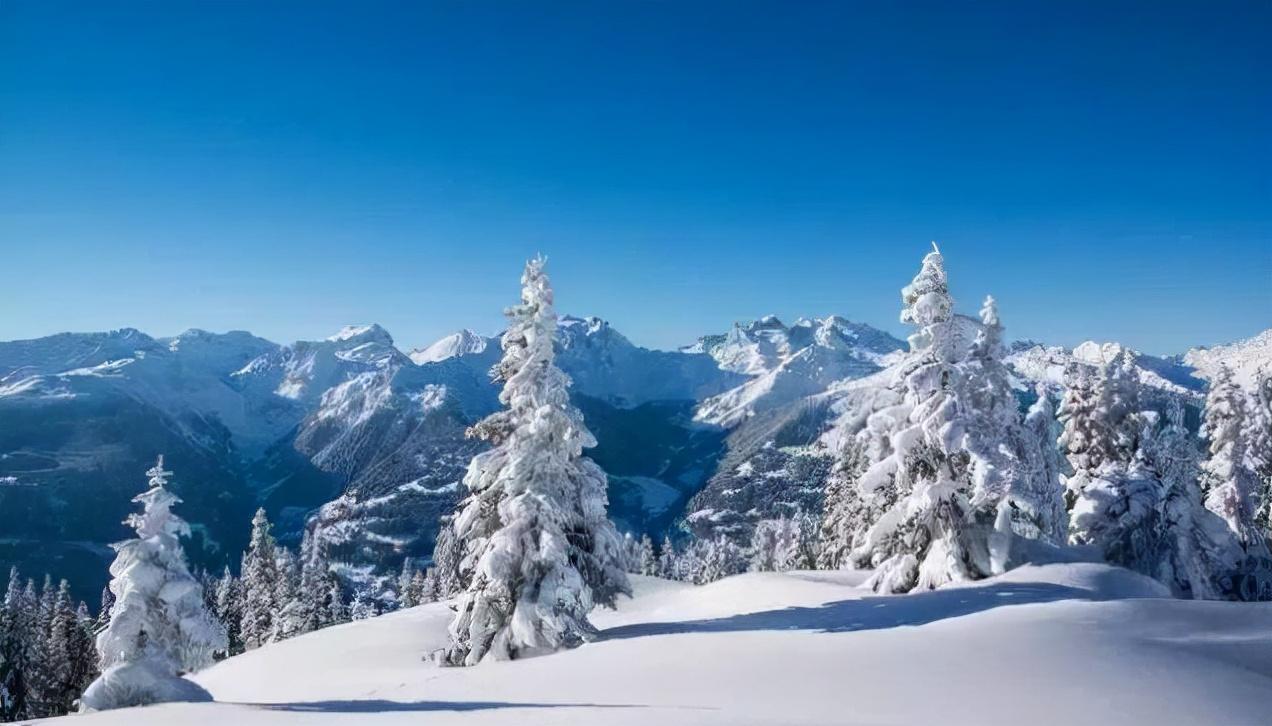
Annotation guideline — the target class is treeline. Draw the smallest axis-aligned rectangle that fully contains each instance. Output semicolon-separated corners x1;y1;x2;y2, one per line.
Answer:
0;570;98;721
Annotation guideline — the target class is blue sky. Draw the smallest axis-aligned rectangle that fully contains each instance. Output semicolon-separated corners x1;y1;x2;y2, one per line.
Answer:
1;1;1268;354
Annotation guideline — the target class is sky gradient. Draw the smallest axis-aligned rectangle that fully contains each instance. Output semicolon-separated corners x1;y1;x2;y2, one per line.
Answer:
1;1;1268;355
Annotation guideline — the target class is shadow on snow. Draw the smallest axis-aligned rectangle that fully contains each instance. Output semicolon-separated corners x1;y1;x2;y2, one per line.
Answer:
244;699;651;713
600;582;1095;640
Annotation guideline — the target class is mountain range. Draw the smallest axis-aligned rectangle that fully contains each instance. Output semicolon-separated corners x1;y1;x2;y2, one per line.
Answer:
0;314;1265;602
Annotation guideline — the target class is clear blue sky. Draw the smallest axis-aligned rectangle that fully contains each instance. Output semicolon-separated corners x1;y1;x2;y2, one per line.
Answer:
1;1;1268;354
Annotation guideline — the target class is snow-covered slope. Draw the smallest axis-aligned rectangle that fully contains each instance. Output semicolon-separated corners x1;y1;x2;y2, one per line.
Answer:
49;564;1272;725
1184;328;1271;389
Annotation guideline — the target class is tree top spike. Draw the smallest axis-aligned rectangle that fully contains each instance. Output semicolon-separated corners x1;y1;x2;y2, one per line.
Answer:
930;240;941;254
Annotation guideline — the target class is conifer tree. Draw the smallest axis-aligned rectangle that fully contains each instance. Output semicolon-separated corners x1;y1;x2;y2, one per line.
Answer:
441;257;629;666
818;439;867;570
1202;366;1267;546
239;508;280;651
212;567;242;657
80;456;226;712
0;568;32;721
852;244;990;593
636;535;657;576
657;536;677;580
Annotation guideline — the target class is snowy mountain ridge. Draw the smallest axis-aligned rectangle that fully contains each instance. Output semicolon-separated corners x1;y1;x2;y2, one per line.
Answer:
0;317;1267;605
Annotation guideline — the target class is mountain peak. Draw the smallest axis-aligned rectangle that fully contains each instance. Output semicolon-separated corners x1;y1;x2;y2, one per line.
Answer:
327;324;394;346
409;329;491;365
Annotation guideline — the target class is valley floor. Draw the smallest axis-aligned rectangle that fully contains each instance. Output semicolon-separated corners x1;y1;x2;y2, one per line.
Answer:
42;564;1272;725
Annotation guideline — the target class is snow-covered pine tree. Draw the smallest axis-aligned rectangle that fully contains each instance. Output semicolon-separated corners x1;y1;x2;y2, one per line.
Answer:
69;601;98;707
271;548;299;642
397;560;418;609
349;592;377;621
441;257;630;666
28;575;57;718
657;536;677;579
429;518;465;599
750;515;814;572
239;508;280;651
79;456;226;712
1200;366;1272;600
851;244;992;593
212;567;241;657
1202;366;1267;545
419;568;442;603
1017;385;1068;544
45;580;94;715
818;439;866;570
685;536;746;584
1066;354;1166;576
0;568;33;721
94;584;114;634
636;535;657;576
1141;400;1238;600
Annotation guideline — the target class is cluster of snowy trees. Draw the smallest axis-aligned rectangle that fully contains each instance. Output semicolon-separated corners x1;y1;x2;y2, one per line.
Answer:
814;245;1272;600
201;509;351;658
0;570;98;721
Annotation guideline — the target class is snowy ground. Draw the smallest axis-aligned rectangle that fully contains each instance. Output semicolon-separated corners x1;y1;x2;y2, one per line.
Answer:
42;564;1272;725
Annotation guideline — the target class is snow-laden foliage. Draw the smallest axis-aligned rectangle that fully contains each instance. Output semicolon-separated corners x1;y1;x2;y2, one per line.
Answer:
440;257;630;666
844;246;1010;593
238;509;280;652
1201;366;1266;546
750;514;818;572
80;457;225;712
816;440;867;570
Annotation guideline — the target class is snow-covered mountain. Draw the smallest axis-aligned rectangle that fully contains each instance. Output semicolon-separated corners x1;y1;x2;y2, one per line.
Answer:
43;564;1272;726
687;316;906;427
1185;328;1272;389
1;318;1267;604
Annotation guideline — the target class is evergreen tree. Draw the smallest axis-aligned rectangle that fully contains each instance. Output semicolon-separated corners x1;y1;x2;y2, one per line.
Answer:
396;559;418;609
80;456;226;712
212;567;242;657
0;568;32;721
441;257;630;666
1017;385;1068;544
239;508;281;651
429;519;465;598
419;568;442;604
94;585;114;634
851;244;991;593
657;536;678;580
1202;366;1266;546
818;439;867;570
636;535;657;576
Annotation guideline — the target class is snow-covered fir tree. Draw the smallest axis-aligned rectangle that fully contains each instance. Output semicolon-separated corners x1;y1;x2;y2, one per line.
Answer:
1017;385;1069;544
239;508;281;651
1141;400;1238;600
0;568;34;721
849;244;996;593
45;580;96;714
212;567;241;657
429;518;465;599
657;536;677;579
80;456;226;712
1065;355;1167;576
94;585;114;634
817;439;866;570
635;535;657;576
441;257;630;666
1202;366;1267;546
